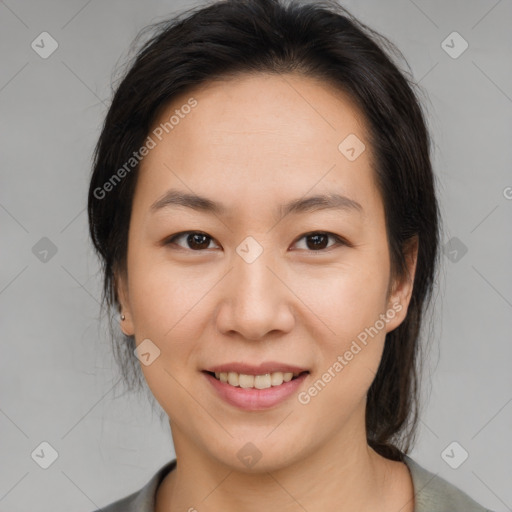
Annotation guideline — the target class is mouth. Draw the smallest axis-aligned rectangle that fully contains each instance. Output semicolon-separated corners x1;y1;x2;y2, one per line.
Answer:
202;369;310;410
203;370;310;390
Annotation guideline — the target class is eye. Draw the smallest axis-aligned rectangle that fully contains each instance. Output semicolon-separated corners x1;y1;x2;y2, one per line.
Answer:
164;230;348;252
164;231;220;251
291;231;348;251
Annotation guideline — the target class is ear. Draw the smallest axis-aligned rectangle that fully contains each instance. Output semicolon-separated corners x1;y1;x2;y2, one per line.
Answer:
385;236;419;333
115;268;135;336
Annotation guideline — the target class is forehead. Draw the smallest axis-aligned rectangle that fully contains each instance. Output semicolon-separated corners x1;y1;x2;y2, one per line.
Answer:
135;72;380;217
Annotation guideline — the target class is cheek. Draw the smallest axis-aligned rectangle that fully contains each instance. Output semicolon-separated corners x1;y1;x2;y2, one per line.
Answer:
127;261;206;414
296;269;389;419
293;253;391;395
294;259;390;340
126;242;204;336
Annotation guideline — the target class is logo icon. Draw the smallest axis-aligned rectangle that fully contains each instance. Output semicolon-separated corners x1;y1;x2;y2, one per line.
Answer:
32;237;58;263
441;441;469;469
31;32;59;59
134;338;161;366
443;237;468;263
338;134;366;161
31;441;59;469
237;442;263;468
236;236;264;264
441;32;468;59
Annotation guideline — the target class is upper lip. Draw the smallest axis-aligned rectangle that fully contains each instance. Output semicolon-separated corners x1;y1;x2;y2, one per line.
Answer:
204;362;309;375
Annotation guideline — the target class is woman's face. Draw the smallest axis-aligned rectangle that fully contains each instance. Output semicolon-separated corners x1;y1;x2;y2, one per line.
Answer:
117;72;417;471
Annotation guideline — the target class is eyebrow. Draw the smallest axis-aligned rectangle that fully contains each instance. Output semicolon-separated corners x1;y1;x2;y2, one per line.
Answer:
150;189;363;219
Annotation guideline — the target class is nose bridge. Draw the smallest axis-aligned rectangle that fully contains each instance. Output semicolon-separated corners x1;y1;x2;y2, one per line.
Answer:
235;248;275;306
215;240;294;340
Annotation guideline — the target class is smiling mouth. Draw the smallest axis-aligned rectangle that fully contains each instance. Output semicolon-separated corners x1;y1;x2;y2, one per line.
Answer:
204;370;309;389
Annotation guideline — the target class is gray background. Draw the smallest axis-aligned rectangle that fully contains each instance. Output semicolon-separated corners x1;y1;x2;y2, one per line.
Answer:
1;0;511;511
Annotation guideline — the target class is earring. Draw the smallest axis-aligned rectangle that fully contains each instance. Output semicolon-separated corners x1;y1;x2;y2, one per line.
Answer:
120;313;126;321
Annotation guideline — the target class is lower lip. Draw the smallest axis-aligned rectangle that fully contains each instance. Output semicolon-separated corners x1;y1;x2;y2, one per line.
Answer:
203;371;309;411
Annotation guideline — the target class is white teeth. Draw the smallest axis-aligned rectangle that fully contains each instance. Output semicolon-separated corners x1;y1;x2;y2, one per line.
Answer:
254;374;272;389
228;371;239;387
239;374;255;388
271;372;284;386
212;371;301;389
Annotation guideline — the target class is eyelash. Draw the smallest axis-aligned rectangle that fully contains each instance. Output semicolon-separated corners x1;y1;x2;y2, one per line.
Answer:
163;231;349;252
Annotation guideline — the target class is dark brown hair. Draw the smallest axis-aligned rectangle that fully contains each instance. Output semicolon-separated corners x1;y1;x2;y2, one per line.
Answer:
88;0;441;461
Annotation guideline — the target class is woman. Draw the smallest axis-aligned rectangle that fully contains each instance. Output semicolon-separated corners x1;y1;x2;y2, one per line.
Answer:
88;0;494;510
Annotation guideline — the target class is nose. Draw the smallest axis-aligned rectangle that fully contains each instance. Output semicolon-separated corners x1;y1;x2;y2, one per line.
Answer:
215;248;295;341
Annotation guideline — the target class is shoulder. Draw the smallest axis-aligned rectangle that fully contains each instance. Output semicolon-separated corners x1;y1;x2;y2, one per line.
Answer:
403;455;495;512
90;459;177;512
90;456;495;512
93;491;139;512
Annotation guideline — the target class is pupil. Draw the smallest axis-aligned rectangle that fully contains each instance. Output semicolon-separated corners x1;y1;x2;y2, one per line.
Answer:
307;233;327;250
189;233;209;250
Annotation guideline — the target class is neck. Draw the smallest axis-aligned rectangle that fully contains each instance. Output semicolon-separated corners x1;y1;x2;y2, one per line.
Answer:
155;420;412;512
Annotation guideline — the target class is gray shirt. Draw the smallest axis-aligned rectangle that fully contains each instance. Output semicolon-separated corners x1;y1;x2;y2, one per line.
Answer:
93;455;494;511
